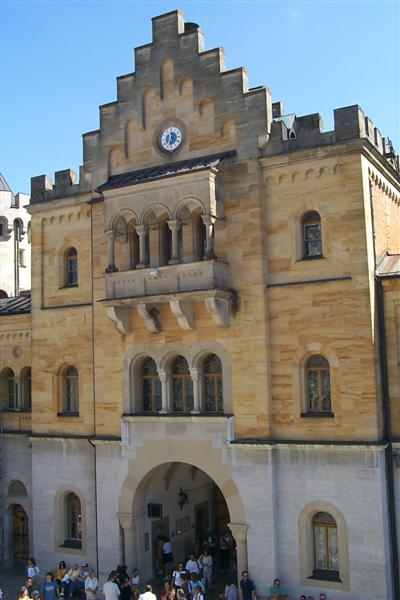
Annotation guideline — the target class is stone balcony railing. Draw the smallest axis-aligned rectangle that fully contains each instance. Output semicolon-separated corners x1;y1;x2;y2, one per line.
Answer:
105;259;229;299
103;259;232;334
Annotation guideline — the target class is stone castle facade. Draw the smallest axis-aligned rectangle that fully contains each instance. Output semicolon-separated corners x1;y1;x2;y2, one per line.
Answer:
1;10;400;600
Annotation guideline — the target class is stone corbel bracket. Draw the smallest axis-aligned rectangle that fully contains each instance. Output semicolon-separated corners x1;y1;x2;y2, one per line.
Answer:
106;306;131;335
204;296;230;327
137;303;161;333
170;300;194;330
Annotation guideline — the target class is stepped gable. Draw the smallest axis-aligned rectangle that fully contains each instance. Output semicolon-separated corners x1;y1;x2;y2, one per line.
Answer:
31;10;272;204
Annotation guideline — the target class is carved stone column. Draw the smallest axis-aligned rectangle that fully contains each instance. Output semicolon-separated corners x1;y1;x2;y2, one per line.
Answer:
158;368;171;414
117;512;135;568
190;367;201;414
228;522;248;592
135;224;148;269
167;220;181;264
201;214;216;259
105;229;119;273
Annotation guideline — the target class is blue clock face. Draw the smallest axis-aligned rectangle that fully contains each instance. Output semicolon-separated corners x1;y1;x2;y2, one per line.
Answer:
160;126;182;152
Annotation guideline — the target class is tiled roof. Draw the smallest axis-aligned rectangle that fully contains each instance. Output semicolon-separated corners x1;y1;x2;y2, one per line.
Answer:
97;151;236;191
0;293;31;315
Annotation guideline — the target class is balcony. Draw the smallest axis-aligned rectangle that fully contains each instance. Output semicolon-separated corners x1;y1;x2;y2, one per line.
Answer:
103;260;232;333
105;259;229;299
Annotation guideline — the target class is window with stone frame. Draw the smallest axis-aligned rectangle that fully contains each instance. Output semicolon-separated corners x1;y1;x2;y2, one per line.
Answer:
306;355;331;413
172;355;193;412
142;357;162;412
64;492;82;549
60;366;79;415
302;211;322;258
65;247;78;286
0;368;17;409
203;354;223;412
312;512;340;580
20;367;31;411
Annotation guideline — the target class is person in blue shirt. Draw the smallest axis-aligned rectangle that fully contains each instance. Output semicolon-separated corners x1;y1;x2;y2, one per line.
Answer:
267;578;287;599
41;573;59;600
240;572;255;600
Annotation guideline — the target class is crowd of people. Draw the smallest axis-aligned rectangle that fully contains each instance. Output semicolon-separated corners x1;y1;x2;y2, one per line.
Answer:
7;554;331;600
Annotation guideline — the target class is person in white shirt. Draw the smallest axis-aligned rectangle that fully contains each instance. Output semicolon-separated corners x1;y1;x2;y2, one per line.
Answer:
103;572;120;600
185;554;200;575
138;584;157;600
199;548;213;590
85;570;99;600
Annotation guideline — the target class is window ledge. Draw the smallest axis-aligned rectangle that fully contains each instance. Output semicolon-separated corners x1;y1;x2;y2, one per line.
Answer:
301;411;334;418
308;570;342;583
61;539;82;549
298;255;325;261
60;284;78;289
123;411;231;418
57;411;80;417
2;408;31;413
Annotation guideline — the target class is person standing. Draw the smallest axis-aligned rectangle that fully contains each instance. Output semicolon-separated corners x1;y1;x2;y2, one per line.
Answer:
240;572;256;600
218;530;233;572
199;549;213;590
103;572;120;600
85;570;99;600
117;565;132;600
27;559;40;583
41;573;59;600
224;582;238;600
138;585;157;600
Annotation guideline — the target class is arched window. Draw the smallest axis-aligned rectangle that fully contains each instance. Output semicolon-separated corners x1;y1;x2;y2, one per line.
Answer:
203;354;223;412
142;358;161;412
20;367;31;411
64;492;82;549
306;355;331;413
61;366;79;414
302;211;322;258
8;480;28;496
65;247;78;286
313;512;339;579
0;216;8;240
0;368;16;409
172;356;193;412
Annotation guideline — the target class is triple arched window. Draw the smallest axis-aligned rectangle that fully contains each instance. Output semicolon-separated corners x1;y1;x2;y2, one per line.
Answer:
138;353;223;414
302;211;322;258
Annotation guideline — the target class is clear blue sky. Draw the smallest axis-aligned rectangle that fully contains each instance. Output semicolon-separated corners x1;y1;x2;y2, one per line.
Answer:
1;0;399;194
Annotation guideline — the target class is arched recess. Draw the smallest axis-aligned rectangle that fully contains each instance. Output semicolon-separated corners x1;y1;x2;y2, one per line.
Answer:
8;480;28;497
6;502;29;562
54;484;86;553
118;452;247;581
143;205;172;267
175;199;206;263
298;500;350;591
160;58;174;99
191;340;233;414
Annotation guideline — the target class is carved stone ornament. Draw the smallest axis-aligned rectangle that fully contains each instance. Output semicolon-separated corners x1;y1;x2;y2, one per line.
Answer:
204;296;229;327
106;306;131;335
137;304;161;333
169;300;194;330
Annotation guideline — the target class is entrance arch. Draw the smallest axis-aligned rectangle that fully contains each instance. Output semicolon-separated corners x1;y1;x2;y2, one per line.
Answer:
118;445;247;583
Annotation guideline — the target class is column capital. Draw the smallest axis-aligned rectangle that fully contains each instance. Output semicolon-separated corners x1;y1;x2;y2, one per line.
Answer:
117;512;133;530
106;228;119;239
201;214;216;226
167;219;182;231
135;224;148;235
189;367;200;382
228;522;248;542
